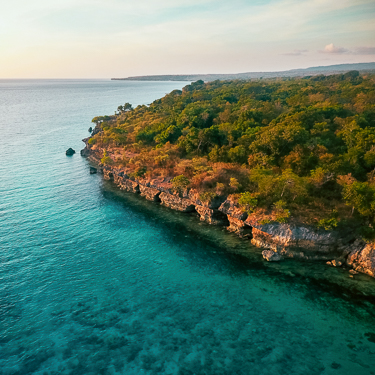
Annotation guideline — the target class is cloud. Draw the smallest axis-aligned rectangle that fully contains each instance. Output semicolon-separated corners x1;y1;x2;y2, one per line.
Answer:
321;43;349;54
282;49;308;56
353;46;375;55
320;43;375;55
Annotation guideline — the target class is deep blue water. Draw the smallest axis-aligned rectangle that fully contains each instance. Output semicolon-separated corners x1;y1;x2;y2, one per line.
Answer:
1;79;375;375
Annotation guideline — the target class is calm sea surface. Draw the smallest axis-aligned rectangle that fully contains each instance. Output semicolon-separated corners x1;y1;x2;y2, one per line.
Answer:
1;79;375;375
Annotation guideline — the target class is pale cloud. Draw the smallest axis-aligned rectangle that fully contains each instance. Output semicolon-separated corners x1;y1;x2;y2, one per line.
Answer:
282;50;309;56
320;44;375;55
353;47;375;55
321;43;349;54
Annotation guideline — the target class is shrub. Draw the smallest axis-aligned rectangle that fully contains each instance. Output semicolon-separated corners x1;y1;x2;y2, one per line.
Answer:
101;150;113;165
199;191;217;203
273;200;290;223
238;192;258;214
171;175;190;192
229;177;241;191
130;166;147;178
317;209;340;230
317;217;339;230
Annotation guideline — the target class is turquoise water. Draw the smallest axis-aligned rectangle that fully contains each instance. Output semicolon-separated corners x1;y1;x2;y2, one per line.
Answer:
1;79;375;375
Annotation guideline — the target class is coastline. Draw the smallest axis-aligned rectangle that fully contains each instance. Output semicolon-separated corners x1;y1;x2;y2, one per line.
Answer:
81;140;375;279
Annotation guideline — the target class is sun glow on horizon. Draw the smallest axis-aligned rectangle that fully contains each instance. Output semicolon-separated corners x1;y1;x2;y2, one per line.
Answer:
1;0;375;78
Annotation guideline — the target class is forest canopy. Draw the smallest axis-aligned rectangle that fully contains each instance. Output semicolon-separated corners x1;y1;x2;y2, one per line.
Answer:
89;73;375;237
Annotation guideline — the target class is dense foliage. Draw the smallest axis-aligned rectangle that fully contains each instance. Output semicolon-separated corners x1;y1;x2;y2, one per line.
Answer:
90;73;375;236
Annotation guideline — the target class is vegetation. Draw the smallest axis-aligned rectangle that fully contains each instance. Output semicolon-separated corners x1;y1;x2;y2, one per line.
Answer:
89;73;375;237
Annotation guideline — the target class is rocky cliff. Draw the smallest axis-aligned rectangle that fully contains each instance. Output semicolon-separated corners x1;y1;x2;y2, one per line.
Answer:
81;141;375;279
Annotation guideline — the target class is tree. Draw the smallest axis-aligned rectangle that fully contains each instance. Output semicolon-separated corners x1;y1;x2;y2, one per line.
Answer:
117;102;133;113
341;180;375;218
238;192;258;214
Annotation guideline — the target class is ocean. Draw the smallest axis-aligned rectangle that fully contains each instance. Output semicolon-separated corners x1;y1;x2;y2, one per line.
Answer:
0;79;375;375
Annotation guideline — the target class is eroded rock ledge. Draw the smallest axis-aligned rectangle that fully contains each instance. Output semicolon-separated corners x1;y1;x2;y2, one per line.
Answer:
81;144;375;279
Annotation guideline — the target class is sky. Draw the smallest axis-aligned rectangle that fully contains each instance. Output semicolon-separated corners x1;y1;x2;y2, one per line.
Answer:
1;0;375;78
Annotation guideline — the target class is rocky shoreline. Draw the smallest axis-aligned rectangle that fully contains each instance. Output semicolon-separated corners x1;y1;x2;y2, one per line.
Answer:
81;141;375;279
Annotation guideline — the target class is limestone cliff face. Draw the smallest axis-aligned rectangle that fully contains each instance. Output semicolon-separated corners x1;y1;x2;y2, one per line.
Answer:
103;168;114;181
245;213;359;261
139;185;161;202
159;192;196;212
81;142;375;278
186;190;228;225
195;206;229;226
219;196;251;238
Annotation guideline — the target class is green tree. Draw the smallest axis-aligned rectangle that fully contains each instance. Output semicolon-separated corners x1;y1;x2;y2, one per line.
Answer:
171;175;190;193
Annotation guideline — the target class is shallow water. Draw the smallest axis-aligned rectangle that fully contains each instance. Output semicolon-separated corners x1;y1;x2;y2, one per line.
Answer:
0;79;375;375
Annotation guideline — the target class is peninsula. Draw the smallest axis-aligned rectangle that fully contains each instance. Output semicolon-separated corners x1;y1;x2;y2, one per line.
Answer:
82;72;375;278
111;62;375;82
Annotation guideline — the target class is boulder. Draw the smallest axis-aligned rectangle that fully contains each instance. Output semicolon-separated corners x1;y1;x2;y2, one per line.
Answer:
66;147;76;156
347;242;375;278
89;167;97;174
349;269;359;275
331;259;343;267
88;127;93;133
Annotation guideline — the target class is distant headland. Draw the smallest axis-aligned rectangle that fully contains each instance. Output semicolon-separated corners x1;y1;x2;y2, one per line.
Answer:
112;62;375;81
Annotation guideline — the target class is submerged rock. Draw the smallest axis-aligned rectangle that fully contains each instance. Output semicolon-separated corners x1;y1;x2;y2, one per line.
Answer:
262;250;283;262
88;126;93;132
90;167;97;174
331;259;343;267
66;147;76;156
326;259;343;267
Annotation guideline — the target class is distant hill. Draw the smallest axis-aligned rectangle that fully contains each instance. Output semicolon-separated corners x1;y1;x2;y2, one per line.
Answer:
112;62;375;81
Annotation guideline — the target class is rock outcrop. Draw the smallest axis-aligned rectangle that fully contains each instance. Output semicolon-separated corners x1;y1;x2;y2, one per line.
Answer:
246;219;353;261
347;242;375;277
66;147;76;156
139;185;162;202
195;205;229;226
219;196;252;238
159;192;196;212
103;168;114;181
